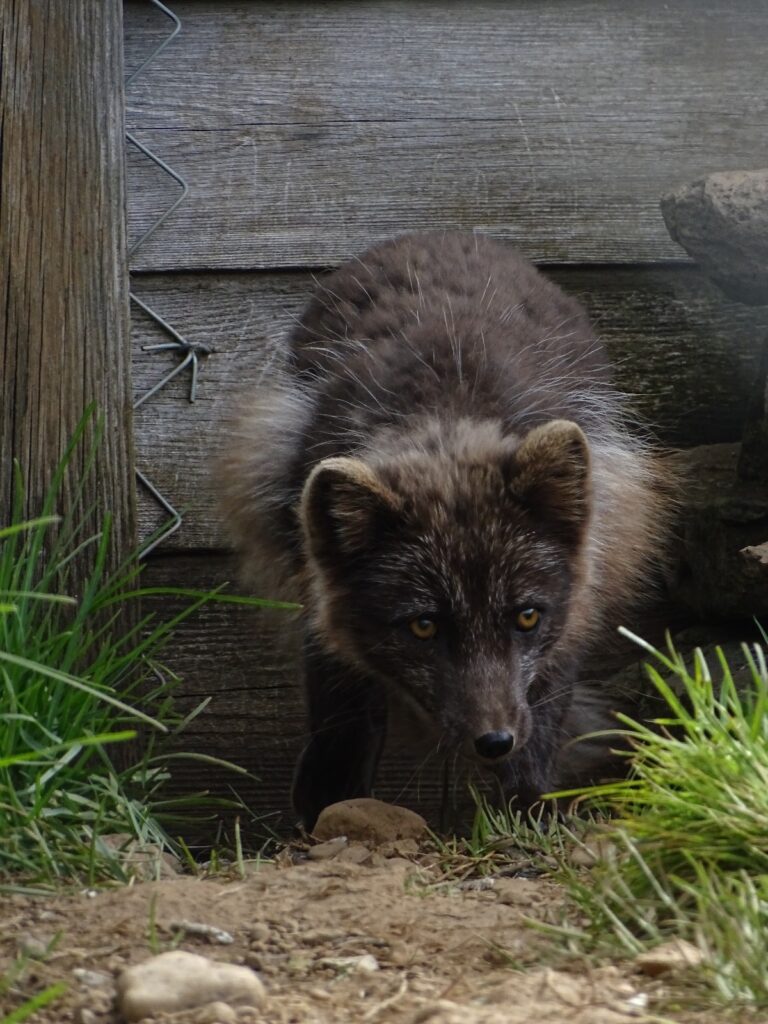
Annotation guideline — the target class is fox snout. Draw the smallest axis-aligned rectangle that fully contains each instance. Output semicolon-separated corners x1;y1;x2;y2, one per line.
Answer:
474;729;516;762
455;691;533;766
441;650;535;765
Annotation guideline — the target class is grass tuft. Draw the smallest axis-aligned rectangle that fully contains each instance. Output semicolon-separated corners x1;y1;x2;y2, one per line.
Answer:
551;633;768;1009
0;982;68;1024
0;409;293;887
427;786;587;886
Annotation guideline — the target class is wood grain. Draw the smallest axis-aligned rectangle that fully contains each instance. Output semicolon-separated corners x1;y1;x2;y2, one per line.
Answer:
131;266;768;549
122;0;768;270
0;0;135;573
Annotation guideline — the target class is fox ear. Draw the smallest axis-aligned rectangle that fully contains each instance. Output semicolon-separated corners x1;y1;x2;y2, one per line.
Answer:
508;420;591;544
301;457;401;566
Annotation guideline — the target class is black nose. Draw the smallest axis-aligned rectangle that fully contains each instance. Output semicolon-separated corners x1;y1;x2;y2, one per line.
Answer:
474;730;515;760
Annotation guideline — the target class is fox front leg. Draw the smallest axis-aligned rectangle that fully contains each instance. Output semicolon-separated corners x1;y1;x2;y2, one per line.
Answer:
291;637;388;831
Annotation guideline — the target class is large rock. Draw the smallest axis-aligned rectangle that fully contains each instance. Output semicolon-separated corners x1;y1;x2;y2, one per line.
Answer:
115;950;265;1022
313;798;427;844
661;169;768;304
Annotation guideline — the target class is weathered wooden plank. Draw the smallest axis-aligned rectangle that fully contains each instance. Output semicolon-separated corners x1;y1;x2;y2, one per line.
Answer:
122;0;768;270
124;123;747;271
124;1;768;129
0;1;135;572
131;266;768;549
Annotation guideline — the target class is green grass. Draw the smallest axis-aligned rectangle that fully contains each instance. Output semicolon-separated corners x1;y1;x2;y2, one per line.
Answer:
424;785;587;889
0;982;68;1024
0;932;68;1024
0;410;294;888
544;631;768;1010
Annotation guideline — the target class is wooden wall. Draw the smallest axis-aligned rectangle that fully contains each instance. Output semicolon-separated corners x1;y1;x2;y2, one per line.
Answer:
123;0;768;837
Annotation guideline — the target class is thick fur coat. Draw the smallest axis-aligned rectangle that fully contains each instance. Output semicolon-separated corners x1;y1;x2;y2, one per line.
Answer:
219;231;671;827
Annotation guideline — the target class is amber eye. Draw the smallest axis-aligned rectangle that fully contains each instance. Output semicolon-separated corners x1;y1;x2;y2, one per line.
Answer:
515;608;540;632
409;617;438;640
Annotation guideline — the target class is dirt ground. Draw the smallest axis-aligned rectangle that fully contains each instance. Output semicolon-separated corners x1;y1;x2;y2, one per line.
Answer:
0;826;755;1024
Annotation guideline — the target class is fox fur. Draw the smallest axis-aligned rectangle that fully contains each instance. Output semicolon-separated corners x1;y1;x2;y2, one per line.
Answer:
219;231;672;829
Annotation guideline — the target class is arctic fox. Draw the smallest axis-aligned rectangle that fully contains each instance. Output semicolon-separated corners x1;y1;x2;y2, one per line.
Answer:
220;231;671;829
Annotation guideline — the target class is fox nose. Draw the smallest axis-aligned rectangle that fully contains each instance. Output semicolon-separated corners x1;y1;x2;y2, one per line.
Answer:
474;730;515;761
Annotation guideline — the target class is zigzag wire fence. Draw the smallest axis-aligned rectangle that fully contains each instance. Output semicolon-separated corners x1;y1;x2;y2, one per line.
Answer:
126;0;211;556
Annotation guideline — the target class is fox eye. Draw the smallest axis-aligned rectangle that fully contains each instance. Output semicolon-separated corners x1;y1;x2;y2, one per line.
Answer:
515;608;541;632
409;616;438;640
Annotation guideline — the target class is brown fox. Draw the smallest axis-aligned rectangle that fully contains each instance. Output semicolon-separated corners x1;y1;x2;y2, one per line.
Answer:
220;231;671;829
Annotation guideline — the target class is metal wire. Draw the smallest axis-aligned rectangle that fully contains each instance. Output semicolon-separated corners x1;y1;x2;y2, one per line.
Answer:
132;292;212;408
125;0;180;89
127;133;189;259
127;0;210;557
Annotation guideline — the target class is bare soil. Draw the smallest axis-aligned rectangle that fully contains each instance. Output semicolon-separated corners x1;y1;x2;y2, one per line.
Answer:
0;832;754;1024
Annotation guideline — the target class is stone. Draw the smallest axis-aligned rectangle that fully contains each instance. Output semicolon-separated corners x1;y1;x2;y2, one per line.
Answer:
99;832;179;880
72;967;113;988
307;836;348;861
635;938;706;976
336;842;373;865
313;798;427;845
493;878;541;907
16;933;52;958
742;540;768;570
74;1009;99;1024
115;950;265;1022
660;169;768;304
247;922;269;945
568;837;616;868
190;1000;239;1023
168;919;235;945
317;954;379;974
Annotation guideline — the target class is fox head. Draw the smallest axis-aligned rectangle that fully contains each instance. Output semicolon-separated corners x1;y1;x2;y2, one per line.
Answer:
299;419;592;764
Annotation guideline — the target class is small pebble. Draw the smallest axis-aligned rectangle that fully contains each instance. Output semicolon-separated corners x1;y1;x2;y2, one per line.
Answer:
317;954;379;974
75;1009;99;1024
336;842;373;865
73;967;113;988
286;953;313;974
493;878;540;906
455;878;496;892
635;938;705;976
569;837;615;867
308;836;348;861
247;922;270;944
307;986;332;1001
169;919;234;945
625;991;649;1012
190;1001;238;1024
16;933;52;959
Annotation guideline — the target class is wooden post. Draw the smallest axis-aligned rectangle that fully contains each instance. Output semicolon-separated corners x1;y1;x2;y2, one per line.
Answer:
0;1;135;577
